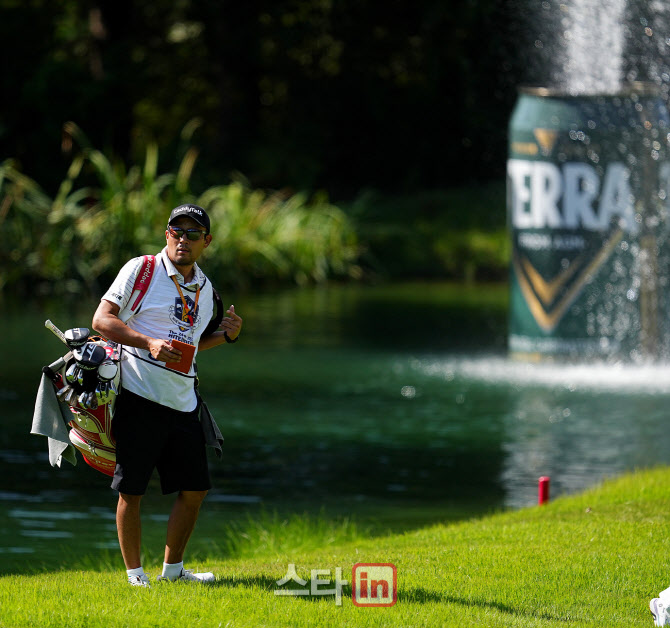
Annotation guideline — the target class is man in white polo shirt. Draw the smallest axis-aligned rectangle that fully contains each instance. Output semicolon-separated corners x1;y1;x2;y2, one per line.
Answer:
92;204;242;587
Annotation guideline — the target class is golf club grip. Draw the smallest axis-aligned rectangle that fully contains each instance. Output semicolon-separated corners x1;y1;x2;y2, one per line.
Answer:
45;319;68;346
47;357;67;373
42;365;59;382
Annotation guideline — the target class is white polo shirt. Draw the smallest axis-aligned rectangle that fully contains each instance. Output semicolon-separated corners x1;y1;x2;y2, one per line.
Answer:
101;247;215;412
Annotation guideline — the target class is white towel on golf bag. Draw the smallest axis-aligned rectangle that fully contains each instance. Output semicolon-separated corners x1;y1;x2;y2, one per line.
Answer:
31;372;77;468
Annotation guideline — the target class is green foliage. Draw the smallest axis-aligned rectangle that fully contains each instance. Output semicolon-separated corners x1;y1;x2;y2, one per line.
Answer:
0;125;360;296
198;180;360;288
0;152;90;294
1;123;511;297
345;184;510;282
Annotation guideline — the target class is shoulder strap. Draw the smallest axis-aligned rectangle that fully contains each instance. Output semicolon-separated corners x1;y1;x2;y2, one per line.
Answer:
126;254;220;334
129;255;156;312
202;287;223;337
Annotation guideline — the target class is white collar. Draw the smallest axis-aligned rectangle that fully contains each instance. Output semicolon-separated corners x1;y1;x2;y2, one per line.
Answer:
158;247;204;288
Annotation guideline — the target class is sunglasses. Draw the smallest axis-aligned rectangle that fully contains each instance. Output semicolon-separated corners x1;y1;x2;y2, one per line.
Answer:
167;225;208;241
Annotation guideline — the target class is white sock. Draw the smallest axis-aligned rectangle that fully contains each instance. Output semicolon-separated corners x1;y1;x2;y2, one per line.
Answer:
127;566;146;578
162;561;184;580
660;586;670;603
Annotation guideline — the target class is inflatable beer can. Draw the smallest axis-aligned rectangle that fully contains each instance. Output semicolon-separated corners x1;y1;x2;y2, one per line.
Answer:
507;84;670;361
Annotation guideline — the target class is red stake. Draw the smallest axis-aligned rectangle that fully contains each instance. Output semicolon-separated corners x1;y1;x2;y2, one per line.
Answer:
538;476;550;505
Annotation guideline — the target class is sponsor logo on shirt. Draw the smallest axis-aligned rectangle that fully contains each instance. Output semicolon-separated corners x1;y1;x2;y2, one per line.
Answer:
169;295;200;331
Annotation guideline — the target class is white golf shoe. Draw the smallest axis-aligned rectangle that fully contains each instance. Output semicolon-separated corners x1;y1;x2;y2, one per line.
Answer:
128;573;151;587
650;598;670;626
156;568;215;583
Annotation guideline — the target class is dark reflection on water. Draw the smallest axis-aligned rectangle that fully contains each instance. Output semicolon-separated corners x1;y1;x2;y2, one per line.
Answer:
3;281;670;568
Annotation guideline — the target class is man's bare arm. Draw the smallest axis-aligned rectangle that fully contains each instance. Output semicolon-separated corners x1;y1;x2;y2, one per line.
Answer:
92;300;182;363
198;305;243;351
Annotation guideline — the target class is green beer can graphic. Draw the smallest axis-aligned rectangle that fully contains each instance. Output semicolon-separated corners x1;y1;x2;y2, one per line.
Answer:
507;86;670;361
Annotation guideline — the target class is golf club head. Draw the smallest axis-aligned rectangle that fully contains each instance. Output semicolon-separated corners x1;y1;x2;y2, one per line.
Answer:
97;360;118;382
64;387;78;405
78;391;98;410
65;363;78;385
64;328;89;350
73;343;107;370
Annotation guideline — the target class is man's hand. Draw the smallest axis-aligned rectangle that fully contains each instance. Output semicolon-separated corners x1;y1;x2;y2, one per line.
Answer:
197;305;244;351
221;304;243;341
148;338;182;363
93;300;174;361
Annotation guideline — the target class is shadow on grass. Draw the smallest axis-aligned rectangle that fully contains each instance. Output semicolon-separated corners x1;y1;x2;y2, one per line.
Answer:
212;575;282;590
399;588;569;622
211;576;569;621
211;574;350;605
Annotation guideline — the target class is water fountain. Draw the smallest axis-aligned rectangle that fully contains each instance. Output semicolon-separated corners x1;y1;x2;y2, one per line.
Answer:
508;0;670;362
455;0;670;506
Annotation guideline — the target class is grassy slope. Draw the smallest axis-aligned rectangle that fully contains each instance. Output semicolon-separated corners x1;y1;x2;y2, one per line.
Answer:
2;467;670;627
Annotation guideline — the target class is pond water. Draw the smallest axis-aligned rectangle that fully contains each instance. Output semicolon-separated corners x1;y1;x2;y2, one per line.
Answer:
2;281;669;570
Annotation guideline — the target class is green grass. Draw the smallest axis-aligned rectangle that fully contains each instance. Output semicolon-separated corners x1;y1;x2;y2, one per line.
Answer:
2;467;670;626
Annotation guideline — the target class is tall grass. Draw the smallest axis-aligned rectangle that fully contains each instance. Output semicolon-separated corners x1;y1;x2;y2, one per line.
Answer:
200;182;360;288
0;123;360;297
217;509;365;558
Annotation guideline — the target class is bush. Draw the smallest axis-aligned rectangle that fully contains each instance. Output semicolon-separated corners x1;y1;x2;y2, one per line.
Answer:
343;185;509;282
0;124;361;297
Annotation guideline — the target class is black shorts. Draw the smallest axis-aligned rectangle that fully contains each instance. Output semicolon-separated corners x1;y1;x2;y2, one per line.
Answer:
111;389;211;496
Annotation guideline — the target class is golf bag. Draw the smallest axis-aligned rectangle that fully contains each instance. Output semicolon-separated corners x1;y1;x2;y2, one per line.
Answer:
39;256;158;476
44;333;121;476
